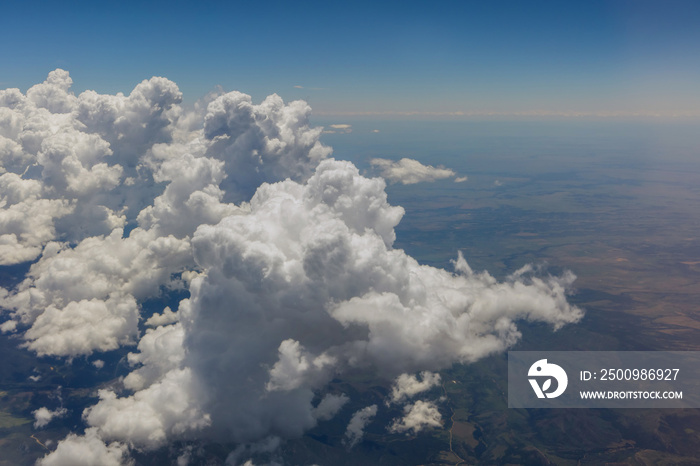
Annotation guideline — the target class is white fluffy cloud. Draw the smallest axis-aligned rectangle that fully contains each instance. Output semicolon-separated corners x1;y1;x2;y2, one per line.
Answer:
202;91;332;202
312;394;349;421
0;173;73;264
389;371;441;404
370;157;461;184
344;405;377;448
84;368;210;449
1;70;331;358
389;400;442;434
0;70;189;265
144;306;179;327
123;322;186;391
38;428;132;466
33;406;68;429
23;292;140;357
1;71;583;463
171;157;580;448
0;228;191;357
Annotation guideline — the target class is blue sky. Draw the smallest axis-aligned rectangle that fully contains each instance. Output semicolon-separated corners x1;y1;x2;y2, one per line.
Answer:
3;0;699;117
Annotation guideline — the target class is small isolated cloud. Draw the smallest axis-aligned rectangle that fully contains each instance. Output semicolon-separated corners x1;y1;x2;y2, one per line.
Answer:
371;129;380;133
33;406;68;428
323;123;352;134
370;158;461;184
389;400;442;434
312;393;349;421
293;85;325;91
454;176;468;183
389;372;441;404
494;180;503;186
344;405;377;448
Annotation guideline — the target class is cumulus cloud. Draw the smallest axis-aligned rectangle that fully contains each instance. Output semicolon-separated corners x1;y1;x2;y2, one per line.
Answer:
0;70;191;266
344;405;377;448
0;174;73;264
144;306;179;327
84;368;210;449
170;157;580;448
123;322;186;391
1;228;191;357
370;157;461;184
202;91;332;202
33;406;68;428
389;400;442;434
26;69;77;114
0;70;334;357
312;393;349;421
23;293;139;357
389;371;441;404
37;428;132;466
0;71;583;463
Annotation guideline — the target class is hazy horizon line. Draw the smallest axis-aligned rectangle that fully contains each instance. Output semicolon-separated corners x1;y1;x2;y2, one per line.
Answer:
312;110;700;119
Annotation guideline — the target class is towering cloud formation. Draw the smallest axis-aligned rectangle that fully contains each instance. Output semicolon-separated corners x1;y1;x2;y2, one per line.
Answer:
0;71;582;465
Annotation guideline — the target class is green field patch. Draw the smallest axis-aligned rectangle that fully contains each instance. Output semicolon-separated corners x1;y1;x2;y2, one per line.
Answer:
0;411;31;429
